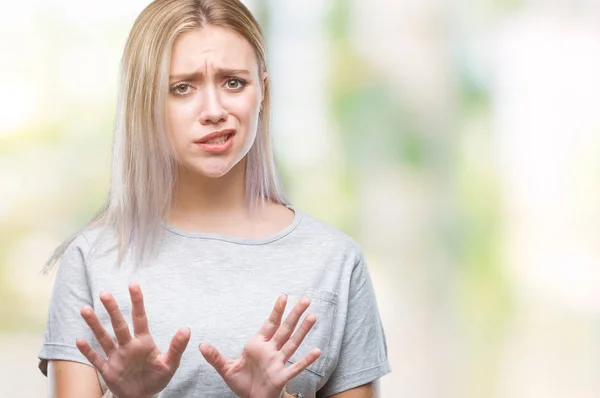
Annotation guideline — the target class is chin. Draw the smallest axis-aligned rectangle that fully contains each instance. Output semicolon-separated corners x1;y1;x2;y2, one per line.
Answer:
200;169;232;179
184;159;236;179
178;145;249;179
195;166;233;179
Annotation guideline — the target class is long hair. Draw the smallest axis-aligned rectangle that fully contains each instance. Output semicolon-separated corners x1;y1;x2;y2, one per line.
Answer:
44;0;286;272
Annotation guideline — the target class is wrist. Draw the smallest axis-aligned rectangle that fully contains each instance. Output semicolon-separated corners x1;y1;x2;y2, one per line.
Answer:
107;392;153;398
279;389;291;398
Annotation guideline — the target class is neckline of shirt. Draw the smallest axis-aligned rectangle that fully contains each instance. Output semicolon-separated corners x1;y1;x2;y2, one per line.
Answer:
162;205;303;245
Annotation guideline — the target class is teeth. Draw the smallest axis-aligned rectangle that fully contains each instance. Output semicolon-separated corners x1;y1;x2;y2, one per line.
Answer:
205;134;229;144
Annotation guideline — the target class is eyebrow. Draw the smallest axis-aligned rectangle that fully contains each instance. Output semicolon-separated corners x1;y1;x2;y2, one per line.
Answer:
169;68;252;82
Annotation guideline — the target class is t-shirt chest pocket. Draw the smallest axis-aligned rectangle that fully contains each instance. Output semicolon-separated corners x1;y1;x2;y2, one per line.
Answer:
281;290;339;377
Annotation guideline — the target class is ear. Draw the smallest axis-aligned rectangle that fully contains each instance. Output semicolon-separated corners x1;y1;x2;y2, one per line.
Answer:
261;71;268;99
260;71;268;112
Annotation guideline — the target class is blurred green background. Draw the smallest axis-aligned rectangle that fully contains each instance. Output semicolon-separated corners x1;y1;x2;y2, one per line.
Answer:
2;0;600;396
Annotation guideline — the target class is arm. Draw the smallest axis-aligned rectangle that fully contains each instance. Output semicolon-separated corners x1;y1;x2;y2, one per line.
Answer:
282;381;376;398
328;382;376;398
318;253;390;397
47;360;103;398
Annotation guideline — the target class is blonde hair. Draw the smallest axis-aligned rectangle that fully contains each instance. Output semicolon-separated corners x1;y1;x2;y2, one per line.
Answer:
45;0;286;271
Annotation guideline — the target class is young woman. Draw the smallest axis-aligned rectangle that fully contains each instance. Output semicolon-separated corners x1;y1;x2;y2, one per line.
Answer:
38;1;390;397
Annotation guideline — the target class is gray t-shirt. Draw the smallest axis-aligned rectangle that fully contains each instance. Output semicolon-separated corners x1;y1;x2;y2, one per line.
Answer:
39;208;390;397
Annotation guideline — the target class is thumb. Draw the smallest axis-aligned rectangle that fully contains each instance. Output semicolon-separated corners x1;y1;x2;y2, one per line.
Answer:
200;343;229;377
164;327;191;370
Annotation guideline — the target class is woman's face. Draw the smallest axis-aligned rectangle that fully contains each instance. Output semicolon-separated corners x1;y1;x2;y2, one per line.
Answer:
166;26;264;179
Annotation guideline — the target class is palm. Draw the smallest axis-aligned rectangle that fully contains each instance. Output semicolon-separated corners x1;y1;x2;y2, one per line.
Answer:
200;296;321;398
222;336;289;394
100;335;171;397
77;283;190;398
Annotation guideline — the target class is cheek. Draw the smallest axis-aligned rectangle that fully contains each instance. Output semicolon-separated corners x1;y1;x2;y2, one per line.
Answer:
166;101;194;142
231;96;261;135
165;102;179;132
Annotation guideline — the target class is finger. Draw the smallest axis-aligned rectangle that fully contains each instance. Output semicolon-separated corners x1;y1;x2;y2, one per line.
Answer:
257;295;287;340
271;297;310;350
284;348;321;381
76;338;108;376
199;343;229;378
80;306;116;356
280;313;317;362
164;328;191;370
129;282;149;336
100;291;132;346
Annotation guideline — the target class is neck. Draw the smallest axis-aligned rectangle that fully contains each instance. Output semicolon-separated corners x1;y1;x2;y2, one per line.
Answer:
171;158;248;221
167;158;293;237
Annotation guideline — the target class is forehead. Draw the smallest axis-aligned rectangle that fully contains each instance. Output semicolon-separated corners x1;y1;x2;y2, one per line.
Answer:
170;26;258;74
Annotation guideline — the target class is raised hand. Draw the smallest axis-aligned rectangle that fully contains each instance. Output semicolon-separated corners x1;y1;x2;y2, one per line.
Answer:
76;282;190;398
200;295;320;398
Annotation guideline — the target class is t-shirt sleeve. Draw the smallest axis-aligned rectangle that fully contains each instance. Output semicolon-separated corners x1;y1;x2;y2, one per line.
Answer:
318;253;391;397
38;234;95;376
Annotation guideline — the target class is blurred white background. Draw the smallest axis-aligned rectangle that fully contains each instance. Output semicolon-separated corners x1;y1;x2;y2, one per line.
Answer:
1;0;600;396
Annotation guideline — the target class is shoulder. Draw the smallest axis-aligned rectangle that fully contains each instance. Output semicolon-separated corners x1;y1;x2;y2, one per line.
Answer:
57;224;118;265
55;231;92;264
48;230;96;279
293;207;364;264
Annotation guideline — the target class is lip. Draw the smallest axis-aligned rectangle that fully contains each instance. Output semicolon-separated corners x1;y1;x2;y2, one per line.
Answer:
195;129;236;144
194;128;235;154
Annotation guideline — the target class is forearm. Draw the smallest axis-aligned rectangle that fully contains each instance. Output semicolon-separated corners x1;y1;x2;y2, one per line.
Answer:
103;392;152;398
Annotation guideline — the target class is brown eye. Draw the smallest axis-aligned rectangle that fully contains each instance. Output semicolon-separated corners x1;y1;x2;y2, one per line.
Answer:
171;83;191;95
225;78;244;90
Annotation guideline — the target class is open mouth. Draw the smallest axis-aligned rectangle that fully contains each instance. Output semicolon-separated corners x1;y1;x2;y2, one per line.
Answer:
195;132;235;153
202;133;232;144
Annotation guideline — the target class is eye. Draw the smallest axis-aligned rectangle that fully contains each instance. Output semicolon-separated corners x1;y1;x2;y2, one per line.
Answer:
170;83;192;95
224;78;246;91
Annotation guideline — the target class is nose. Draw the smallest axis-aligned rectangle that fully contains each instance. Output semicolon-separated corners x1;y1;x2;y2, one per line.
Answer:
199;85;228;125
